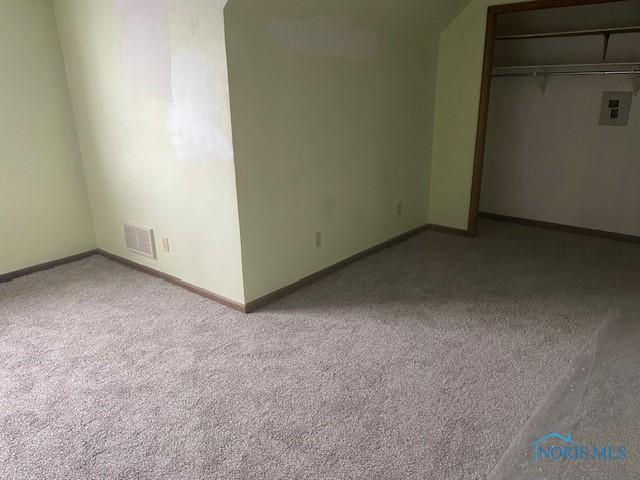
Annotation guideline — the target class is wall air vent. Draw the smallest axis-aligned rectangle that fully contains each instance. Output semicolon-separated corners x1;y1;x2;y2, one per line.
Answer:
124;223;157;259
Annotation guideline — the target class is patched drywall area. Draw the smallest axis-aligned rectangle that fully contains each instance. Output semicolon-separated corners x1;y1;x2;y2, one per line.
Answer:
225;0;471;302
114;1;233;162
168;52;234;162
114;0;172;101
0;0;95;275
54;0;245;303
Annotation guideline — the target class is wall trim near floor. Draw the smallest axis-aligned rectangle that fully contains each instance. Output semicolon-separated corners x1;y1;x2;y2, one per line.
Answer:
95;249;247;313
0;250;98;284
480;212;640;245
428;224;474;238
3;216;636;312
2;225;466;313
244;224;431;312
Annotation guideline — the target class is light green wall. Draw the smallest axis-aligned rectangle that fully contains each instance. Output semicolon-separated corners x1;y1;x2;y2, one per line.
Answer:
2;0;483;302
225;0;469;302
429;0;528;230
54;0;245;303
0;0;95;275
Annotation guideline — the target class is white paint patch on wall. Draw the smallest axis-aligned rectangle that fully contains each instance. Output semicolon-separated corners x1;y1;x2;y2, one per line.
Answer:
115;0;172;100
267;15;377;60
168;52;234;162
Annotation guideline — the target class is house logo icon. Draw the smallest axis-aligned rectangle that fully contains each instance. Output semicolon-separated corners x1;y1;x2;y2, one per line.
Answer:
531;432;628;462
531;433;575;461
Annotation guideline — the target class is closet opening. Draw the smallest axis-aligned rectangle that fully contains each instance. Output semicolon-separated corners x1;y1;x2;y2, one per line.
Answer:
469;0;640;242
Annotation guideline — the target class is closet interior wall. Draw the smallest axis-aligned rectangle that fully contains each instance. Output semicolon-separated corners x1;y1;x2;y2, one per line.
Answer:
480;0;640;237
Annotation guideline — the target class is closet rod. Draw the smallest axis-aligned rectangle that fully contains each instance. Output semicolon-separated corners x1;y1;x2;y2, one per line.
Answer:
496;25;640;40
493;70;639;77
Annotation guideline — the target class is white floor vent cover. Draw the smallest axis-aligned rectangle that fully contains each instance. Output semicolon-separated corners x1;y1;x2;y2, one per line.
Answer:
124;223;156;259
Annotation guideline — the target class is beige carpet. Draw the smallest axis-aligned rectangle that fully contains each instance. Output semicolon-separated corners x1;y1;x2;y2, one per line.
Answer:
1;220;639;479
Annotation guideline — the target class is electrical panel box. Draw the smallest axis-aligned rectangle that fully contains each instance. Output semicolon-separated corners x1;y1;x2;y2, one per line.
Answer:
599;91;632;126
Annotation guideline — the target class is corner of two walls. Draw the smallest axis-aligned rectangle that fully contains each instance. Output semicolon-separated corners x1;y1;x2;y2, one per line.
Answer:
54;0;246;304
0;0;95;276
9;0;479;306
225;0;472;303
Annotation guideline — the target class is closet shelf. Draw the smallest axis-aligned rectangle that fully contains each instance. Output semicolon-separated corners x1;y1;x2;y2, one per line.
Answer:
493;62;640;77
496;25;640;40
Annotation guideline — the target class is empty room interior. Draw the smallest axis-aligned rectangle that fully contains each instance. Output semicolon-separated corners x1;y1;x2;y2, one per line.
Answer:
1;0;639;479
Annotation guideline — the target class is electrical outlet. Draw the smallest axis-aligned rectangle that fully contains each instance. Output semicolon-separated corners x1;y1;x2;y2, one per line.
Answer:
315;232;322;248
397;202;403;215
162;237;170;253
